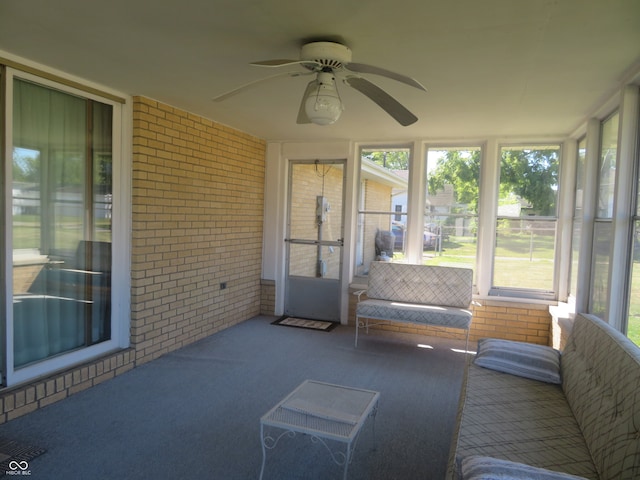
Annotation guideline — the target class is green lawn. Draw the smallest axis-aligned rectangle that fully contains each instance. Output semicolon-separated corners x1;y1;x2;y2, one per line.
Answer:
423;234;554;290
13;215;111;250
628;259;640;346
628;317;640;346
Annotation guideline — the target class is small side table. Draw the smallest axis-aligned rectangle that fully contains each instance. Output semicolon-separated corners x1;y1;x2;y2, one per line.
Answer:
259;380;380;480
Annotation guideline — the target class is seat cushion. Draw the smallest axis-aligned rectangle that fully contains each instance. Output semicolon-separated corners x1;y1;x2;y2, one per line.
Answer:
451;364;598;479
356;298;472;330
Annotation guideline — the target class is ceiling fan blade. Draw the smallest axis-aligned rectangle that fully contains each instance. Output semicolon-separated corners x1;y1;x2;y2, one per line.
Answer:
344;76;418;126
212;71;310;102
296;80;317;124
345;63;426;91
251;59;321;69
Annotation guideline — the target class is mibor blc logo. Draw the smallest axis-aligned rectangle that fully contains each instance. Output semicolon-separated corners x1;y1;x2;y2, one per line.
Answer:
6;460;31;476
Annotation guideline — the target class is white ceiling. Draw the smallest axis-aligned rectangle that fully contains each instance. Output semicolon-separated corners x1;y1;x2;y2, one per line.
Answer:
1;0;639;142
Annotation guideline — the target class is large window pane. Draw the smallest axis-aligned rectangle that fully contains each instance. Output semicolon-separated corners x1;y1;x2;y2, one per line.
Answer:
92;102;113;244
597;113;619;218
629;221;640;346
356;149;409;275
424;148;480;277
630;119;640;344
587;112;618;321
493;146;560;293
569;137;587;297
590;221;612;317
12;79;112;368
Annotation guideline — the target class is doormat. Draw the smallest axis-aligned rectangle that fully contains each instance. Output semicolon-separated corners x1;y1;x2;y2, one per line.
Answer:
272;316;337;332
0;438;46;474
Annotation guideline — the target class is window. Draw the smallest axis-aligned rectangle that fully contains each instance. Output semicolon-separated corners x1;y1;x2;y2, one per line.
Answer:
9;76;113;374
424;147;480;278
493;145;560;295
569;137;587;298
590;112;619;317
356;148;409;275
627;121;640;346
394;204;402;222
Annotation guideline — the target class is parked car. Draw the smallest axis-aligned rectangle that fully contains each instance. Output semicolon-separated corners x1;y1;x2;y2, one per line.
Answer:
392;223;438;250
428;223;449;240
423;230;437;250
392;224;405;251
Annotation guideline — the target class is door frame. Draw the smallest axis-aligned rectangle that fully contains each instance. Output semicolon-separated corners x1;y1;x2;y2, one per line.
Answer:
283;159;346;321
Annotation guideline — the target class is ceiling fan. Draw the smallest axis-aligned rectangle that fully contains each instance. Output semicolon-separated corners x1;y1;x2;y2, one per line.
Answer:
212;41;426;126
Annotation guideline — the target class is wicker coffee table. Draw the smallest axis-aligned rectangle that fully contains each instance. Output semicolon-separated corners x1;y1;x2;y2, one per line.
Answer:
259;380;380;480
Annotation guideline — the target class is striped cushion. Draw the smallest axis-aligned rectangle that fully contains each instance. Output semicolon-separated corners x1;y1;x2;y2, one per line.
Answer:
461;456;589;480
474;338;561;384
356;299;472;330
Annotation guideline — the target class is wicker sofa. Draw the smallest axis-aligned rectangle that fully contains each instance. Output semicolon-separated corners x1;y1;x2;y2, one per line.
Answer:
446;313;640;480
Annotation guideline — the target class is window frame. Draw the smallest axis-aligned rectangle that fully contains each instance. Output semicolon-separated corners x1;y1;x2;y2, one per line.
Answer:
3;67;130;387
568;136;587;301
588;111;619;318
354;145;413;277
489;143;562;300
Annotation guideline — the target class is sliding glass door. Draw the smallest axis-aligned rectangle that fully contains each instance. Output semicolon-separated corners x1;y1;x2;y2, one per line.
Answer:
9;76;113;373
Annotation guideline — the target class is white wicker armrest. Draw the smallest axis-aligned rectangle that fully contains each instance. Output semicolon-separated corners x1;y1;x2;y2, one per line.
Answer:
353;289;367;302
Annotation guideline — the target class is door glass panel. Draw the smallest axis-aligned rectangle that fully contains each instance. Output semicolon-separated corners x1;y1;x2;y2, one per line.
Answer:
289;162;343;248
288;243;341;280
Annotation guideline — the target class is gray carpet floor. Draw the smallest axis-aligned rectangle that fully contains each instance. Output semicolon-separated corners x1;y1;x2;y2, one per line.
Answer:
0;316;469;480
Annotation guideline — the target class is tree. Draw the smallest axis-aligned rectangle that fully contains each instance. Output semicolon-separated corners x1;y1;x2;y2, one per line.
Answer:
427;148;559;216
363;150;409;170
428;150;481;213
500;149;559;216
13;149;40;183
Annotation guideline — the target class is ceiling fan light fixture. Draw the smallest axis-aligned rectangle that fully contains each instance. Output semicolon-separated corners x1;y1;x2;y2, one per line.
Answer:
304;72;343;125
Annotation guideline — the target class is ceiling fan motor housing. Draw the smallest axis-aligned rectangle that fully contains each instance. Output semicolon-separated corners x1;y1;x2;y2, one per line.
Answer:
300;41;353;69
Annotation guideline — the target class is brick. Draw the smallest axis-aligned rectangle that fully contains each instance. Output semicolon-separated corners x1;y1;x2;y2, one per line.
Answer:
7;402;38;421
69;380;92;396
39;390;68;408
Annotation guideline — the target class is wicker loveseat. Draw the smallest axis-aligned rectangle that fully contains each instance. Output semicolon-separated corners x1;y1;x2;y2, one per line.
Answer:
354;262;473;348
446;313;640;480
